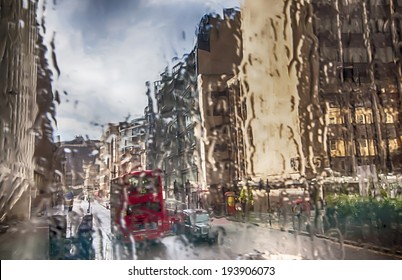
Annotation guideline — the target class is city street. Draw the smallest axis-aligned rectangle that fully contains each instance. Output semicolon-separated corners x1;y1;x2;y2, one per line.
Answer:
130;222;400;260
2;2;402;276
71;199;113;260
75;200;401;260
0;199;400;260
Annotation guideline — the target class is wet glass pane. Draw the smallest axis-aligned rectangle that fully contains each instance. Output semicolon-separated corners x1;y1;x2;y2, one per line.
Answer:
1;0;401;261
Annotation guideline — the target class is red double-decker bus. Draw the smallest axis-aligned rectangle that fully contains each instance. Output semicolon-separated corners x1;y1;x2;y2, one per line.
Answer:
110;169;169;244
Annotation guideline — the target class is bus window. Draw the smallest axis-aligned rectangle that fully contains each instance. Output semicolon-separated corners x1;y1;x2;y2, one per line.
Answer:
127;175;158;194
127;202;162;215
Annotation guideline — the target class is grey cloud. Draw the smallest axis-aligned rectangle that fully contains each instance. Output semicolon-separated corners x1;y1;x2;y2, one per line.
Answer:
55;0;236;47
47;0;239;140
56;0;147;46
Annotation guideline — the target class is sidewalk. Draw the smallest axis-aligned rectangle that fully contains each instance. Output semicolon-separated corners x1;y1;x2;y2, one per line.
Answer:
0;200;94;260
225;211;402;257
94;197;109;209
0;215;49;260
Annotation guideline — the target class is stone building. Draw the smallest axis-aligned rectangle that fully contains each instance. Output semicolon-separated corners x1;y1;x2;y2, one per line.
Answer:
98;118;150;199
239;0;307;181
237;0;402;183
195;8;244;200
118;117;148;175
56;136;100;195
312;0;402;175
0;0;39;221
32;8;60;214
151;1;402;209
149;9;244;210
153;52;199;198
98;123;119;199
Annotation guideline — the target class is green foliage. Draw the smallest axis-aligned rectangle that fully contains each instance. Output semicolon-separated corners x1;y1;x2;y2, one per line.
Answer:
326;194;402;227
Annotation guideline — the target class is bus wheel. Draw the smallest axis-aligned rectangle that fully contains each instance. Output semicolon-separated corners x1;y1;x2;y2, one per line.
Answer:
150;238;162;246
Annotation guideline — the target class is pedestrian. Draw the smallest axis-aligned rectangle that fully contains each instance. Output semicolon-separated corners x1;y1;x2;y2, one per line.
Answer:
239;184;248;218
292;199;303;231
173;180;179;201
64;188;74;212
279;191;290;231
235;196;242;220
239;182;253;220
254;184;267;221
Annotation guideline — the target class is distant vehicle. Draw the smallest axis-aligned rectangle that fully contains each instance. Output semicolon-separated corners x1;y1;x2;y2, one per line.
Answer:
48;214;94;260
110;169;169;245
63;190;74;212
181;209;219;244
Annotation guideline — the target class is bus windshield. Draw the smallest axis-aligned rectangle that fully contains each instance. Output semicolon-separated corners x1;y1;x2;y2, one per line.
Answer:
127;202;162;214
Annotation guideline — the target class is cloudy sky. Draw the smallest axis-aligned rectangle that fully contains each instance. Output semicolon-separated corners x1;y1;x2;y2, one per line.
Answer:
40;0;240;141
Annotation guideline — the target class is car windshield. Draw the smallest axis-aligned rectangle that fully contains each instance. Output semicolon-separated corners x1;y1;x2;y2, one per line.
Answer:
194;213;210;224
1;0;402;266
166;200;185;211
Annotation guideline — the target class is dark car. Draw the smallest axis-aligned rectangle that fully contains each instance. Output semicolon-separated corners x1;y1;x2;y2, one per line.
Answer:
181;209;218;243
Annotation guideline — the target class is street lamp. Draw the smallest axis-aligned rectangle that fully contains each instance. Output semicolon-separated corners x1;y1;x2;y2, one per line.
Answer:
266;179;271;211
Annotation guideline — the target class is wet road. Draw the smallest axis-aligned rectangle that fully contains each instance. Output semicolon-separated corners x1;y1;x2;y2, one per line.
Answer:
79;200;400;260
128;222;400;260
1;199;398;260
71;199;113;260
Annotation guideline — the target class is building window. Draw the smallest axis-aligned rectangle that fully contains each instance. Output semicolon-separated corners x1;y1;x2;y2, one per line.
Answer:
198;15;211;51
214;143;228;152
290;157;300;171
373;19;390;33
389;138;399;152
385;112;394;123
329;140;337;151
213;99;228;116
343;67;353;81
366;113;373;124
357;114;365;124
359;139;367;148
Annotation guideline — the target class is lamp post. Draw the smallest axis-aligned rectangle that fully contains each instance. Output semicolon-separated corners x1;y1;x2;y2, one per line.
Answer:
185;179;191;208
266;179;271;211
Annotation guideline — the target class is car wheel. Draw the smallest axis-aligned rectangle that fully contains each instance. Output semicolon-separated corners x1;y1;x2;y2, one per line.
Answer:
189;235;195;243
216;228;225;246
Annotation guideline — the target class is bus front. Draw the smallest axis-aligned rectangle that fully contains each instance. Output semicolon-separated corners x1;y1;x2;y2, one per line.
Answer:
119;170;166;243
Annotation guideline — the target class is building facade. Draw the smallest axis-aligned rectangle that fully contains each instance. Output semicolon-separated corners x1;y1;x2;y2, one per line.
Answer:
0;0;39;221
56;136;100;193
313;0;402;175
196;9;244;200
98;123;119;199
119;117;148;174
98;117;150;199
236;0;402;184
153;52;200;198
239;0;307;182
